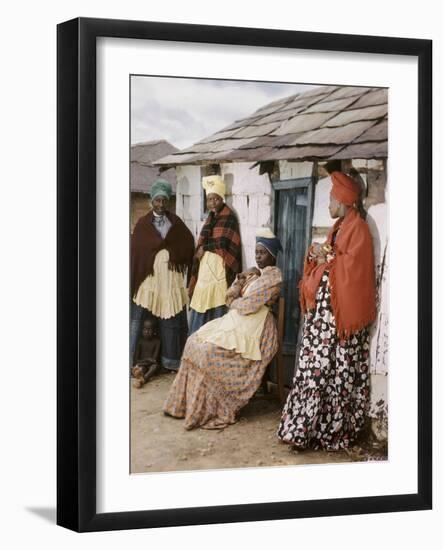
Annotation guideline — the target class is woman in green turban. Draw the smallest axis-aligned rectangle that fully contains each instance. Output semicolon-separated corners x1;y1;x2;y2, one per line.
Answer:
131;179;195;372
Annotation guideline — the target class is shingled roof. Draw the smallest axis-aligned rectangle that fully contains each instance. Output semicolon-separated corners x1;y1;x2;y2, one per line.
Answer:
131;140;179;193
154;86;387;166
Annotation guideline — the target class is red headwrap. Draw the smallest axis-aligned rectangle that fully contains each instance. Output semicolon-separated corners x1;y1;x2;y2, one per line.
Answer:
331;171;360;206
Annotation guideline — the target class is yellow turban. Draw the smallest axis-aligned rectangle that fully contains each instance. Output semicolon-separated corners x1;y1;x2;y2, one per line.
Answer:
202;175;226;200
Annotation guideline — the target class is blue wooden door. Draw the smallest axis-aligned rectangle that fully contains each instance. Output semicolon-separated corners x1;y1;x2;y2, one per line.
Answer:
274;178;313;385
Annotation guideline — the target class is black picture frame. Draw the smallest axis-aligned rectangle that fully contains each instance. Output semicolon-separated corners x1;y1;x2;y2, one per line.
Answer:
57;17;432;532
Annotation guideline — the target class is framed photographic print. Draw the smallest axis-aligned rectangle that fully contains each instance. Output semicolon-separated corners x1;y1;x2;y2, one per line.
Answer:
57;17;432;532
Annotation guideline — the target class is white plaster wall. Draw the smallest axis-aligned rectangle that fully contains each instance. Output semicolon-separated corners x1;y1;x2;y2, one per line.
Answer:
369;372;388;441
279;160;313;180
312;176;333;230
367;202;389;376
175;165;203;241
222;162;273;269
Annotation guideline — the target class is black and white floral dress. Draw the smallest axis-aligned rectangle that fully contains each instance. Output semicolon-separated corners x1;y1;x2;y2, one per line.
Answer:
277;271;370;451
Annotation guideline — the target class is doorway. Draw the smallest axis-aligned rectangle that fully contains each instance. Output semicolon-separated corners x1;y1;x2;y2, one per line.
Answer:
273;177;314;386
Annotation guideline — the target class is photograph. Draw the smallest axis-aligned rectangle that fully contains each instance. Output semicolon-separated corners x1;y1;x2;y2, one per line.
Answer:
1;0;437;542
129;76;389;474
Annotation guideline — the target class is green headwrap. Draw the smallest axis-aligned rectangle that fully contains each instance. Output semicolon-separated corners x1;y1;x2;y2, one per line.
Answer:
151;179;172;200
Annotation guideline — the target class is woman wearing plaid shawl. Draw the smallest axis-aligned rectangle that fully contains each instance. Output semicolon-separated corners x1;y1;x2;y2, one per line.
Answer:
188;175;242;335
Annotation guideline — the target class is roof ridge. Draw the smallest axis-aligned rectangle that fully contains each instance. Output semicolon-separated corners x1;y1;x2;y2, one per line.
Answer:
132;139;176;147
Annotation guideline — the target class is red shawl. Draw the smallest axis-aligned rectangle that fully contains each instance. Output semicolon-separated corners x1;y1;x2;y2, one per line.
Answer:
131;211;195;297
299;207;376;337
188;204;242;298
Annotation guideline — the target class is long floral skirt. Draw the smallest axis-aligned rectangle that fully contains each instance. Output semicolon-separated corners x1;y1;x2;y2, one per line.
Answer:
163;314;278;430
277;273;370;450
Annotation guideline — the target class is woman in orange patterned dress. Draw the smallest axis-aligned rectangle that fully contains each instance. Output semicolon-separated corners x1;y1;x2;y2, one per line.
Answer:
163;230;283;430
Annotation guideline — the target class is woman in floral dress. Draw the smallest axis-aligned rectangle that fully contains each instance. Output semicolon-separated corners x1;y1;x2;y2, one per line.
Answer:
278;170;377;451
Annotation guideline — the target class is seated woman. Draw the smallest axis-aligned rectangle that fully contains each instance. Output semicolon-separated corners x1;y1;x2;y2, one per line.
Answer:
163;229;283;430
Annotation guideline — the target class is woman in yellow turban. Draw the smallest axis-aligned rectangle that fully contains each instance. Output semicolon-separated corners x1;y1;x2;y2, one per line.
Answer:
188;175;243;334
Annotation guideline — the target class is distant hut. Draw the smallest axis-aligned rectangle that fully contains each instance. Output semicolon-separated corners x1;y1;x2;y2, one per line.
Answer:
155;85;388;439
130;139;179;231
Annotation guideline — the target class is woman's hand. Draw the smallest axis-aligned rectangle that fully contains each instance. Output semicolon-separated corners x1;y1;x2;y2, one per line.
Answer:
310;242;330;265
310;242;324;258
195;246;204;261
225;295;234;306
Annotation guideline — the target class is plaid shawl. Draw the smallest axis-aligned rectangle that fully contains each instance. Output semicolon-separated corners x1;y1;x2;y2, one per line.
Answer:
189;204;242;298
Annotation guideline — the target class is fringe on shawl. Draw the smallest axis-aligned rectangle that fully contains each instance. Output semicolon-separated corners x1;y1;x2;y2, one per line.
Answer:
299;259;376;339
328;264;377;339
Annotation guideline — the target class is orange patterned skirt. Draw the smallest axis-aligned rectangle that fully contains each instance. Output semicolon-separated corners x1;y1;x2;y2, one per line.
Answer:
163;313;278;429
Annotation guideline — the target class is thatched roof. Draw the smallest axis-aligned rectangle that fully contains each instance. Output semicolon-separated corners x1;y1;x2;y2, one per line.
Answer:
131;140;179;193
154;86;387;166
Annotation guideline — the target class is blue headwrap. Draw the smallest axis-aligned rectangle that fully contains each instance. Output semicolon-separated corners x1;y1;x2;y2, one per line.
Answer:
256;228;283;258
151;179;172;200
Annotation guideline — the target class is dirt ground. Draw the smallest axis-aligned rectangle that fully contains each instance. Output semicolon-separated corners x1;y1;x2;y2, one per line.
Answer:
131;371;386;473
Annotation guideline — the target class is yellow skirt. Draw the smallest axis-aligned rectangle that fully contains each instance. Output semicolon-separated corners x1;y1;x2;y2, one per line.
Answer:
133;249;188;319
189;251;227;313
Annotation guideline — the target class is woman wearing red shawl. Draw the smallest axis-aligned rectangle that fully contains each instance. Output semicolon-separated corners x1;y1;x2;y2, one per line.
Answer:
131;179;195;372
278;169;377;450
188;175;242;335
